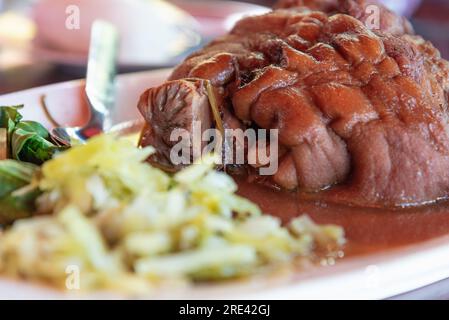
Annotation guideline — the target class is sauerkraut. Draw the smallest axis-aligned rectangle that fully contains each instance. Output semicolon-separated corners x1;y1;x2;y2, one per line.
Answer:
0;134;344;294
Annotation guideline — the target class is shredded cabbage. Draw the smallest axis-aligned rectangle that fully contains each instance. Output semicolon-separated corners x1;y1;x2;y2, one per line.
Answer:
0;134;344;294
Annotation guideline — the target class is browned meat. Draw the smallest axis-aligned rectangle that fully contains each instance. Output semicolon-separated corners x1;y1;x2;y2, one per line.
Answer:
138;79;212;168
138;0;449;207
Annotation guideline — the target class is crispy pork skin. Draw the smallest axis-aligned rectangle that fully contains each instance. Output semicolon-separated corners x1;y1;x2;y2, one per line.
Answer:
138;0;449;207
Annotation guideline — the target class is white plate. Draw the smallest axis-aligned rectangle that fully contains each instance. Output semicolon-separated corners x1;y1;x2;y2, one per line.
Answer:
1;69;449;299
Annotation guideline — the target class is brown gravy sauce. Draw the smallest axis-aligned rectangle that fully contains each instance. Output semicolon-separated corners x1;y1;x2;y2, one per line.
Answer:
123;123;449;257
234;176;449;256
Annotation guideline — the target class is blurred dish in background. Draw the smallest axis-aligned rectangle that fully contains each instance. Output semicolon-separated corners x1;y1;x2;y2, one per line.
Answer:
379;0;422;17
170;0;269;38
412;0;449;59
31;0;269;70
32;0;201;69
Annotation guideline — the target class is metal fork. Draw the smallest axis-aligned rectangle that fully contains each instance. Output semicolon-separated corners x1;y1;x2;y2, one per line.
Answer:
51;20;119;145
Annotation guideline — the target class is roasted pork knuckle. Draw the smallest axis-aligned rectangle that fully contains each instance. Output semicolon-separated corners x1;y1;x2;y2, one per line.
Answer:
138;0;449;207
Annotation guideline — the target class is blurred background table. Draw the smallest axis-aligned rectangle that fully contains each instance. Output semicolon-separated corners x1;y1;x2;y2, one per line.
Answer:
0;0;448;95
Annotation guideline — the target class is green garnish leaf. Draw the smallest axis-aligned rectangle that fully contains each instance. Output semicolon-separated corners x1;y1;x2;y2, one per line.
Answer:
0;160;40;224
0;105;23;136
0;106;69;165
11;121;67;165
0;187;40;225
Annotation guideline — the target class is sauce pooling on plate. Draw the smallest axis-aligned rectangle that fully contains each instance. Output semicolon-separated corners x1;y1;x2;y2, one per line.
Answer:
235;176;449;255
